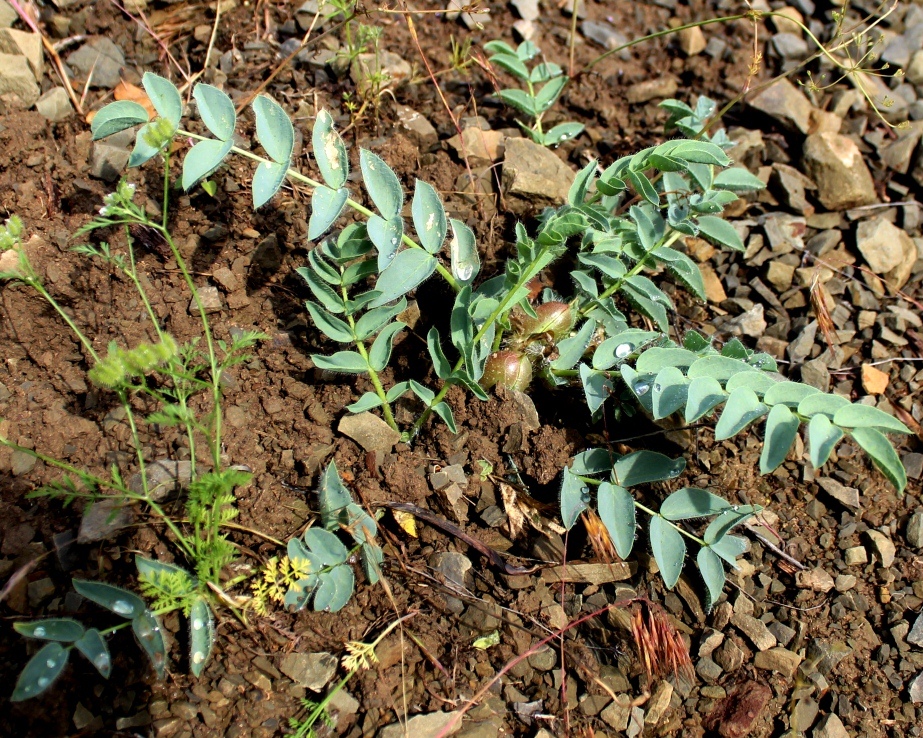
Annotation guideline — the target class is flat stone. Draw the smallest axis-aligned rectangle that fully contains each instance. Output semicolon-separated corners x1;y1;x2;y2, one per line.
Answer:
90;142;130;182
580;20;630;58
910;671;923;703
903;452;923;480
338;411;401;454
702;680;772;738
395;105;438;149
749;78;813;133
626;76;678;104
844;546;867;566
817;478;860;509
502;137;574;215
855;217;917;291
800;358;830;391
0;29;43;80
540;562;632;585
127;459;193;502
834;574;856;592
0;51;39;107
67;38;125;88
350;50;410;94
190;284;222;314
701;264;727;302
447;127;504;164
78;497;136;542
907;612;923;648
766;260;796;291
378;710;462;738
806;639;851;676
0;1;18;28
866;529;896;567
35;87;73;122
600;695;631;731
791;697;819;732
796;567;835;593
813;713;849;738
510;0;538;21
644;679;673;725
731;611;777;651
802;132;877;211
678;26;706;55
697;656;723;682
879;121;923;174
754;647;802;677
861;364;889;394
279;652;337;691
906;510;923;548
725;303;767;338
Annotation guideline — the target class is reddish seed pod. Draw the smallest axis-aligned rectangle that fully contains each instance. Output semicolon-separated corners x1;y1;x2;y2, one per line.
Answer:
480;350;533;391
517;301;575;341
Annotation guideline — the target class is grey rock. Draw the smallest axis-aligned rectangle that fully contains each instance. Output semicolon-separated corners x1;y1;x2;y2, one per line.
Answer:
714;638;746;672
800;359;830;391
731;611;777;651
10;449;36;475
772;32;809;59
395;105;438;149
696;656;723;682
802;132;877;211
796;567;835;593
626;77;678;104
754;647;802;677
855;217;917;291
430;464;467;490
78;497;136;542
835;573;856;591
527;644;557;671
90;142;130;182
430;551;471;613
770;163;816;214
580;20;630;58
908;49;923;86
725;303;767;338
844;546;867;566
338;412;401;454
0;52;39;106
511;19;536;42
866;529;896;567
807;639;851;676
911;671;923;703
749;78;813;133
190;285;222;314
763;213;806;254
279;652;337;691
511;0;539;21
561;0;586;18
350;50;411;94
35;87;73;122
0;29;42;80
817;478;860;509
328;689;360;719
881;34;911;68
600;695;632;730
907;612;923;648
27;577;55;606
768;621;797;648
67;38;125;88
790;697;819;731
502;137;574;215
644;680;673;725
788;320;817;363
378;710;462;738
128;459;193;502
813;713;849;738
906;510;923;548
903;452;923;480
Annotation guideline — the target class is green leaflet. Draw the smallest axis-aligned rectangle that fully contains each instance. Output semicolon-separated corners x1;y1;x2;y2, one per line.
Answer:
807;413;843;469
412;179;448;254
252;94;294;164
11;642;68;701
850;426;907;494
613;450;685;487
714;387;768;440
652;366;688;420
182;138;234;191
312;109;348;189
832;403;912;435
370;249;437;307
188;596;215;677
760;404;800;474
74;628;111;678
697;547;726;610
368;321;405;372
649;515;685;589
252;160;288;208
90;100;149;140
360;149;403;219
560;468;590;529
143;72;182;127
14;618;85;642
193;83;236;140
308;186;349;240
660;487;730;520
72;580;147;619
597;482;635;559
684;375;726;422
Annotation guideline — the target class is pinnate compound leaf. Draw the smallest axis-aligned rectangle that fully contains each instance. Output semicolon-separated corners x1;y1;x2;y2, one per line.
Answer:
73;580;146;619
311;351;368;374
132;609;167;678
709;533;748;569
312;109;348;188
305;301;353;342
308;186;349;240
14;619;85;642
91;100;149;140
188;596;214;677
74;628;111;678
11;642;68;701
763;381;820;408
649;515;685;589
182;138;233;191
760;404;800;474
303;528;349;566
142;73;182;125
808;413;843;469
714;388;768;440
369;321;405;372
696;215;744;251
697;547;726;610
369;249;437;307
652;366;688;420
319;462;352;528
660;487;730;520
560;468;591;529
313;565;354;612
849;427;907;493
252;160;288;208
360;149;403;219
832;404;912;435
412;180;447;254
252;95;294;164
450;218;479;284
367;214;403;272
193;83;236;140
597;482;636;559
613;451;685;487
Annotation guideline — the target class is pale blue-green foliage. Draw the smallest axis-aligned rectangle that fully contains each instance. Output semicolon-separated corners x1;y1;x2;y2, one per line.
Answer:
10;578;167;701
561;448;761;609
283;462;384;613
484;39;584;146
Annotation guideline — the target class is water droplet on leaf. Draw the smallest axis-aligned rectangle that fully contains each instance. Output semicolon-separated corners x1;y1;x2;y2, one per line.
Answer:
615;343;632;358
33;627;46;637
633;381;650;396
111;600;134;616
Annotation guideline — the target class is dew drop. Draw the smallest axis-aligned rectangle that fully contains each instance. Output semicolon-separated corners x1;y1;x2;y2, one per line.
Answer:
615;343;632;359
731;505;740;511
455;264;473;281
633;381;650;396
33;627;46;637
37;677;49;689
390;237;398;245
192;619;204;631
653;383;662;393
95;654;109;669
559;134;568;141
45;659;57;669
192;652;205;664
111;600;134;616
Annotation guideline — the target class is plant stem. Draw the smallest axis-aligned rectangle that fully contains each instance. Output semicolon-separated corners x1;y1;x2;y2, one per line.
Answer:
176;129;462;293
